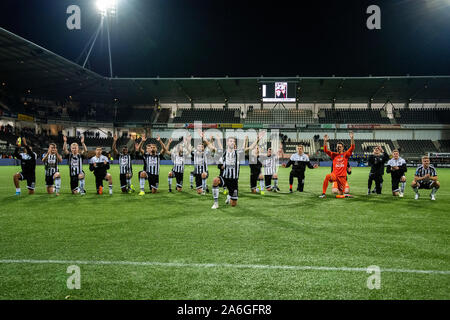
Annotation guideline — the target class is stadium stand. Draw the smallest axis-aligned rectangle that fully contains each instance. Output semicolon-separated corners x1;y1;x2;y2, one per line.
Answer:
318;108;390;124
283;140;316;155
155;108;171;123
115;108;154;124
397;140;438;154
245;109;315;124
173;108;240;123
438;140;450;152
395;108;450;124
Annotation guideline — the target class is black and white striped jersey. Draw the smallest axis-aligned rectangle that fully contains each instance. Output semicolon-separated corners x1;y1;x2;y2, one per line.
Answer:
66;153;85;176
171;152;185;173
415;165;437;178
192;150;209;174
118;153;133;174
262;154;278;176
43;154;59;176
222;150;244;179
142;152;163;175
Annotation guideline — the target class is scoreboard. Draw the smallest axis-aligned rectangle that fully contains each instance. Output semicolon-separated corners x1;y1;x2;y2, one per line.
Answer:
261;82;296;102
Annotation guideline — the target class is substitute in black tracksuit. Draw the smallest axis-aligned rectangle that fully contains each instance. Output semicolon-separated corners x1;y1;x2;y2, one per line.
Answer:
367;146;389;194
283;145;318;192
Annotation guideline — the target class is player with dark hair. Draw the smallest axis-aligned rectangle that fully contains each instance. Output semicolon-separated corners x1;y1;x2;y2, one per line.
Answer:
63;135;88;195
161;137;188;192
411;155;440;200
89;147;113;195
186;131;213;195
13;137;37;196
42;143;62;195
137;134;166;195
386;149;407;197
112;134;135;193
367;145;389;195
282;144;318;193
244;135;264;194
319;132;355;198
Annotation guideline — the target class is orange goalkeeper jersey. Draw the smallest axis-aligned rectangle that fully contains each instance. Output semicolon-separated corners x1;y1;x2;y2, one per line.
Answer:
324;144;355;177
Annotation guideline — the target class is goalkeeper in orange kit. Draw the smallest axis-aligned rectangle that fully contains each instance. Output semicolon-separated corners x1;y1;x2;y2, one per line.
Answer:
319;131;355;198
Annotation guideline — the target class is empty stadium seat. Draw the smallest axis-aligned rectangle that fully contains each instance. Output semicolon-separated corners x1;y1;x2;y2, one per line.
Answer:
245;109;315;124
396;108;450;124
173;108;240;123
318;109;390;124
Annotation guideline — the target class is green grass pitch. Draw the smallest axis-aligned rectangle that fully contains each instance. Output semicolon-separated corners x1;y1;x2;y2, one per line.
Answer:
0;164;449;300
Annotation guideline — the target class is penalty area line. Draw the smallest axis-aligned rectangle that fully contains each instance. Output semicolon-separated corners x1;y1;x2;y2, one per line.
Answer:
0;259;449;275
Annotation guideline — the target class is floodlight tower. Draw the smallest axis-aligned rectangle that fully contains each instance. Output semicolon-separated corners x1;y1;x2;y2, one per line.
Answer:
80;0;117;77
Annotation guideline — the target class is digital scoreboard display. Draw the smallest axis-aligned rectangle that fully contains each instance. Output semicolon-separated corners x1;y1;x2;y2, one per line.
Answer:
262;82;296;102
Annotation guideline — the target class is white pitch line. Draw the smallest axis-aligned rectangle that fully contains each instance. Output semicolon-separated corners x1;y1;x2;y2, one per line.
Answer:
0;259;449;275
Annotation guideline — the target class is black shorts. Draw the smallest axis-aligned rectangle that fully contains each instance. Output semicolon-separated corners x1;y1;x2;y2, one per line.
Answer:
120;172;133;188
264;175;273;189
219;177;238;200
139;171;159;189
70;171;85;191
290;170;305;179
194;172;208;189
391;175;404;192
19;171;35;190
250;173;259;189
173;171;184;188
417;180;435;190
45;175;55;187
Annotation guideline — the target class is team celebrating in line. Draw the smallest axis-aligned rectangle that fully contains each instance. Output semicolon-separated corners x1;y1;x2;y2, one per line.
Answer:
12;131;441;205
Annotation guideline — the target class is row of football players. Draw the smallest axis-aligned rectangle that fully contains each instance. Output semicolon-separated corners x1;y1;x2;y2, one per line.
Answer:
12;131;441;206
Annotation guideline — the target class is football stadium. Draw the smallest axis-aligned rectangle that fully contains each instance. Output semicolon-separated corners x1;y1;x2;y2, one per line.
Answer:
0;0;449;303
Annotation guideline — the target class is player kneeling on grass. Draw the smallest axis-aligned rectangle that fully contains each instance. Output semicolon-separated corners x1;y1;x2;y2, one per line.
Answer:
137;134;166;195
319;132;355;198
89;147;113;195
411;155;440;201
332;164;351;195
42;143;62;195
282;144;318;193
161;137;188;192
212;137;245;209
112;134;135;193
63;135;87;195
386;149;407;197
13;137;37;196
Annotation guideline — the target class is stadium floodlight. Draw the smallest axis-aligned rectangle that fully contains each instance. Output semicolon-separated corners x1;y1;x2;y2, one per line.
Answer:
96;0;117;17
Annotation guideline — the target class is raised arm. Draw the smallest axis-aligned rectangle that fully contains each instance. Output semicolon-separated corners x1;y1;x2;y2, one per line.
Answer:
112;134;119;156
80;135;88;156
202;134;216;152
42;146;51;162
323;134;333;157
62;135;69;155
215;134;223;150
155;135;166;155
345;131;355;156
138;134;147;154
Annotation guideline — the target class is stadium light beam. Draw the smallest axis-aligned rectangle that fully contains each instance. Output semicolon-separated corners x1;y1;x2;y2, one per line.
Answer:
96;0;117;17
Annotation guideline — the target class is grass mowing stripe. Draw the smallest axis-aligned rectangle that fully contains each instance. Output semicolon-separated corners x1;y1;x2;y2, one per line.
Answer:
1;259;450;275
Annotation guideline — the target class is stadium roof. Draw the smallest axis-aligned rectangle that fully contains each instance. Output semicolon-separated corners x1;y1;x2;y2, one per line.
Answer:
1;27;450;105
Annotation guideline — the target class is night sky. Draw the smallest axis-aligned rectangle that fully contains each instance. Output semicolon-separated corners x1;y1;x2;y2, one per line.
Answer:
0;0;449;78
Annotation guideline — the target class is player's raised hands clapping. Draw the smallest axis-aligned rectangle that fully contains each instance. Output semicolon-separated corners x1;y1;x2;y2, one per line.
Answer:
63;135;67;143
113;134;118;142
80;135;85;144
